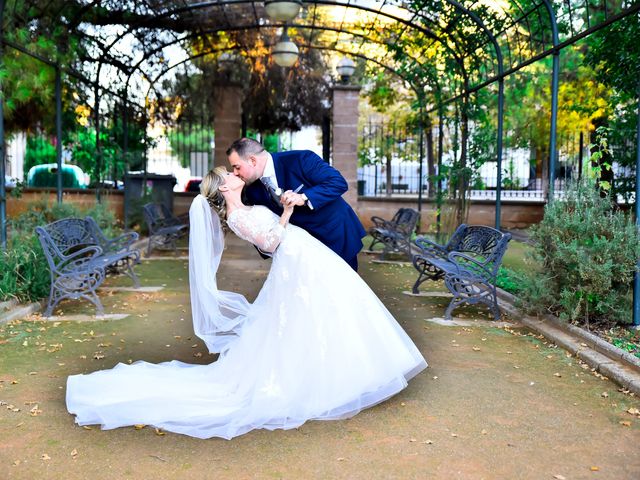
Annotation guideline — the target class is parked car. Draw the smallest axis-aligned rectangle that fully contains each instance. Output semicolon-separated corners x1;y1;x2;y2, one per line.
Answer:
27;163;88;189
4;175;17;188
184;177;202;193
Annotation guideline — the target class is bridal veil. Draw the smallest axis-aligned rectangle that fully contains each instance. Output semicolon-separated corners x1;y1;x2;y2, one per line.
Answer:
188;194;250;353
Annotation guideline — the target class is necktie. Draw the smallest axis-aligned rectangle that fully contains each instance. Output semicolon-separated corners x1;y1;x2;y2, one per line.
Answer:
260;177;282;207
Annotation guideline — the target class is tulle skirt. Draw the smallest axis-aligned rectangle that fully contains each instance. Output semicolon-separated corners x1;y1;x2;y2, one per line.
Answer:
66;226;427;439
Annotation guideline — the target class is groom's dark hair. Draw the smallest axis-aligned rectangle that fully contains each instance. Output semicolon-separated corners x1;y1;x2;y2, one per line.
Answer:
226;138;265;159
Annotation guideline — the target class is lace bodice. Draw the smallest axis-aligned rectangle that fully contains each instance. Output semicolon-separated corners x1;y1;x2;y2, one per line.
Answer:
227;206;286;254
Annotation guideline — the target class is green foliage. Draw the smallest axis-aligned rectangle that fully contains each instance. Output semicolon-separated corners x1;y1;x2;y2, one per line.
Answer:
24;136;56;173
518;179;640;326
0;233;51;303
0;199;121;302
496;267;524;295
584;13;640;99
167;126;214;168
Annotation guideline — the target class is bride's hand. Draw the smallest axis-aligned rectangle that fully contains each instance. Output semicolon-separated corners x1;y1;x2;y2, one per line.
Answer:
281;191;297;213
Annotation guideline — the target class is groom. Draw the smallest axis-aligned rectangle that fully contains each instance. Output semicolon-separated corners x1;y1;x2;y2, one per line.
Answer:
226;137;366;271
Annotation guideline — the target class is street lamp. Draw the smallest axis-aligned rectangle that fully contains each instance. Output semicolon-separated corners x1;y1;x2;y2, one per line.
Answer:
336;57;356;84
264;0;303;22
272;29;299;67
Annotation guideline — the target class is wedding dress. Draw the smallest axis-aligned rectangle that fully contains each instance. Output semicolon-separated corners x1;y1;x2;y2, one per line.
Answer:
66;203;427;439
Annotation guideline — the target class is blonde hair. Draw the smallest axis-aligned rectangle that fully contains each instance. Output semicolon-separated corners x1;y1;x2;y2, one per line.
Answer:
200;167;229;230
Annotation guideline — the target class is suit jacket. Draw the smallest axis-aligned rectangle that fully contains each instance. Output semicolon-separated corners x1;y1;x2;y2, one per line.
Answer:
244;150;366;264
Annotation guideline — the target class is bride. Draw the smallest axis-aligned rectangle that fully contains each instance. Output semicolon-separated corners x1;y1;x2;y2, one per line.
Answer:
66;167;427;440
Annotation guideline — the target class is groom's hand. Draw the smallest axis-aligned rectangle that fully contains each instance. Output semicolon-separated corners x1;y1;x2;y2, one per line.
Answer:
281;191;306;207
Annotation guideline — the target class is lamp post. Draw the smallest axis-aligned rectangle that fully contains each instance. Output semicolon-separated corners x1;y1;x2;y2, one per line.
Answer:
264;0;302;22
336;57;356;84
272;28;299;67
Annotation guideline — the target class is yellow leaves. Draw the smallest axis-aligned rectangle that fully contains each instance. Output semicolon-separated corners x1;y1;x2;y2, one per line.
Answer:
553;475;566;480
70;449;78;459
82;425;93;430
627;407;640;416
134;424;146;430
41;453;51;461
155;428;166;436
93;352;105;360
619;421;631;427
590;466;600;471
29;404;42;417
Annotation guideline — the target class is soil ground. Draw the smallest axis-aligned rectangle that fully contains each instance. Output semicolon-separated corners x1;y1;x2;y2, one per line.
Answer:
1;236;639;480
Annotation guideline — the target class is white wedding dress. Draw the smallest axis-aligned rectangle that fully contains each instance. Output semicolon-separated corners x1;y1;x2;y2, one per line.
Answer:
66;205;427;439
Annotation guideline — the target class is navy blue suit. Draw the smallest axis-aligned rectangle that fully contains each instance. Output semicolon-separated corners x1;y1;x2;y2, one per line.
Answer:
244;150;366;270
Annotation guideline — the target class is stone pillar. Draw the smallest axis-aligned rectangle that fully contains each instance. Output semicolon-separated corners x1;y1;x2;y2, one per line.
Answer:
213;85;243;169
331;85;361;208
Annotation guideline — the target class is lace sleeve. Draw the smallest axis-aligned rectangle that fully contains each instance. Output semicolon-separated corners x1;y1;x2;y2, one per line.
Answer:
228;209;286;253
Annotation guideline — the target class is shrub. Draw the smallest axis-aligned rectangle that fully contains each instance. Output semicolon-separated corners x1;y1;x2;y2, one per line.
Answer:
0;233;50;302
518;179;640;326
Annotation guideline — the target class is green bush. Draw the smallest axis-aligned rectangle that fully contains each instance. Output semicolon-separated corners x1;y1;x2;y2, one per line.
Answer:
0;199;121;303
496;267;524;295
518;179;640;326
0;233;51;303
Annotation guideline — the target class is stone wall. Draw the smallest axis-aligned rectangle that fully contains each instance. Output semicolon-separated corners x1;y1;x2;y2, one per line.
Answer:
5;189;544;232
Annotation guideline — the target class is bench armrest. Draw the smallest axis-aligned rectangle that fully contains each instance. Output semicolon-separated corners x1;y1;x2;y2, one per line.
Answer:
414;236;448;258
103;231;139;253
56;245;104;274
370;216;395;229
447;251;494;281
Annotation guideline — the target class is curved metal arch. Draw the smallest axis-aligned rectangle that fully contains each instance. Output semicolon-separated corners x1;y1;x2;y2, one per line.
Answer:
99;1;472;98
123;21;446;99
141;42;431;105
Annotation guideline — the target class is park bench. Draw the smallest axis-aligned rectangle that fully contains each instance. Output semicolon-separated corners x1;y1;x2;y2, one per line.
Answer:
368;207;420;260
142;203;188;256
411;224;511;320
35;217;141;316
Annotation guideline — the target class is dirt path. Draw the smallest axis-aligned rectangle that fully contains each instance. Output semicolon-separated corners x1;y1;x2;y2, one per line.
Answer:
1;236;639;479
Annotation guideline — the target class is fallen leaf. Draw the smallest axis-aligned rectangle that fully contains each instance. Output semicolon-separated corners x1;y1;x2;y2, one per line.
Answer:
451;433;458;437
70;449;78;458
472;347;481;351
601;392;609;398
481;429;488;435
590;466;600;471
82;426;93;430
409;438;417;442
619;421;631;427
422;440;433;445
29;404;42;416
553;475;566;480
337;457;345;461
134;424;146;430
41;454;51;461
155;428;166;436
554;373;562;378
12;460;21;466
627;407;640;416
